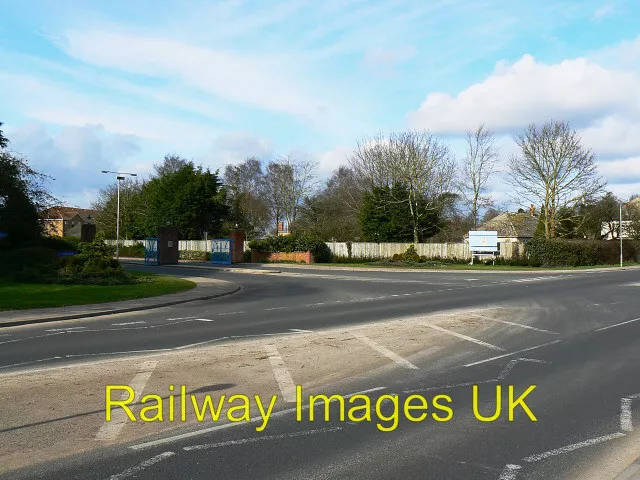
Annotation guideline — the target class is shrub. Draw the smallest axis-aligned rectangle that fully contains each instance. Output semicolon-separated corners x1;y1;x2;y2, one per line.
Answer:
248;234;332;263
1;247;61;281
40;236;80;251
525;238;638;267
179;250;209;261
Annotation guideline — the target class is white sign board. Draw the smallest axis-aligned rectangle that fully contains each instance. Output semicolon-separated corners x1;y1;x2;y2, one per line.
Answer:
468;231;498;252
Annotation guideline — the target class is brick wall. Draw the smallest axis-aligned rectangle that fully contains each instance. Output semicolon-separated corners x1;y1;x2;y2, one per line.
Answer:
251;250;313;264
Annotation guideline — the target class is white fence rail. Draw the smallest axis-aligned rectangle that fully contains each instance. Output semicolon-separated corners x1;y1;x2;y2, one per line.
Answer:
105;239;523;259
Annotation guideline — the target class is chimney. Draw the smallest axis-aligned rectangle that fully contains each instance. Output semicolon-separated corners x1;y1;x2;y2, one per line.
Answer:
529;204;535;216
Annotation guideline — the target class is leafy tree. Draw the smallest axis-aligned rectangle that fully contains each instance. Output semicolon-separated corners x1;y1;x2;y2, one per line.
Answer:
0;150;54;245
359;183;442;242
140;161;228;239
0;122;8;149
92;178;147;239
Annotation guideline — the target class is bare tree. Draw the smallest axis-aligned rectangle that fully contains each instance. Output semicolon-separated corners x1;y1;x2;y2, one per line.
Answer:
508;120;606;238
223;157;269;238
349;130;456;243
154;153;189;177
459;124;499;229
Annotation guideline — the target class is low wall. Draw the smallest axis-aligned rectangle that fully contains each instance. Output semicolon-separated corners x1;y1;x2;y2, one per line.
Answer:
251;251;313;264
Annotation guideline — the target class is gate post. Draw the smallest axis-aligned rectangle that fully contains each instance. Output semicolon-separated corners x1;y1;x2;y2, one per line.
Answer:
230;229;246;263
157;227;179;265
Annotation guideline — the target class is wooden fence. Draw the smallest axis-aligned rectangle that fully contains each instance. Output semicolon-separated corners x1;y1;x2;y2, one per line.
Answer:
105;239;525;259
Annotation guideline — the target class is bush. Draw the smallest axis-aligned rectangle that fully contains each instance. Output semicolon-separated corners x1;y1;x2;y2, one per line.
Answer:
401;244;421;263
40;236;80;251
331;254;384;264
525;237;638;267
0;247;61;281
248;235;332;263
179;250;209;261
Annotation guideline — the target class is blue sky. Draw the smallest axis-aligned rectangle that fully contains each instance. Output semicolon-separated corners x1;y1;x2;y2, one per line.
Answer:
1;0;639;208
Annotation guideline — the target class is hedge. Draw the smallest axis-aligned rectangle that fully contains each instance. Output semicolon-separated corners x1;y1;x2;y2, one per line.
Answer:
248;234;332;263
526;237;638;267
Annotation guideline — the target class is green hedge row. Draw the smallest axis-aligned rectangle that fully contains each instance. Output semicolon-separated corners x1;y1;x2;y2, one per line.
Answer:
525;237;638;267
248;235;332;263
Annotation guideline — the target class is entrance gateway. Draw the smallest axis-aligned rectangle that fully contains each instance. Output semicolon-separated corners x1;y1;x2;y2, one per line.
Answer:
211;238;233;265
144;237;159;265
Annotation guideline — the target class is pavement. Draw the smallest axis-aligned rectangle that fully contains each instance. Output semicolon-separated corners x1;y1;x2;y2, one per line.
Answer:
0;275;240;328
1;265;640;479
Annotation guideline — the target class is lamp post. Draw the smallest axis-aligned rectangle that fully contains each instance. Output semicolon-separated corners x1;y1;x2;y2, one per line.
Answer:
101;171;137;259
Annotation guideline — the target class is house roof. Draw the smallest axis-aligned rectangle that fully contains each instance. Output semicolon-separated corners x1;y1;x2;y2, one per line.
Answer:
43;206;98;223
478;212;539;238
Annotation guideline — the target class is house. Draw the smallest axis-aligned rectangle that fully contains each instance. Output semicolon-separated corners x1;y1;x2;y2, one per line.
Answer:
472;210;539;257
601;197;640;239
42;206;98;238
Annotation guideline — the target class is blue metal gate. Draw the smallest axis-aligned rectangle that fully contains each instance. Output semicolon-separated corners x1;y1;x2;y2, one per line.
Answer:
144;238;159;265
211;238;233;264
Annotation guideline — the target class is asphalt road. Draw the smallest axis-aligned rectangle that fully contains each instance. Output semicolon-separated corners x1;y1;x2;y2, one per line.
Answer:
2;266;640;479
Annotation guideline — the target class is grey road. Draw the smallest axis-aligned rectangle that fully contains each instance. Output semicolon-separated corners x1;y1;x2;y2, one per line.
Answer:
2;266;640;479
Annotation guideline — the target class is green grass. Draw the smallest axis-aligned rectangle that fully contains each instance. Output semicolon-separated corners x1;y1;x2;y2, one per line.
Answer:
311;262;639;271
0;271;196;311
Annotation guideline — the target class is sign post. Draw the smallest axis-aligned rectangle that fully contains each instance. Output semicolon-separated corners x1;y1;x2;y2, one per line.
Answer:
468;230;499;265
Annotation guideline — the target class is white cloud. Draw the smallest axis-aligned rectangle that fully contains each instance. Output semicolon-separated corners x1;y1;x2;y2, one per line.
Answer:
364;45;416;71
314;145;353;177
408;53;640;134
7;122;142;205
211;131;274;166
59;30;333;124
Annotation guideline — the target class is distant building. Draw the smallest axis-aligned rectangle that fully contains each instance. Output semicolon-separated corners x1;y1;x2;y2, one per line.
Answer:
42;206;98;237
277;221;290;237
477;211;539;243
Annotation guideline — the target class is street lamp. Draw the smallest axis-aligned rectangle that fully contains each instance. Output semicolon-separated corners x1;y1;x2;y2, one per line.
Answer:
101;170;137;259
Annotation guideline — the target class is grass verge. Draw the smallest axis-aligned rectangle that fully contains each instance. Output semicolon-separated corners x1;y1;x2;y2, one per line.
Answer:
0;271;196;311
308;262;640;271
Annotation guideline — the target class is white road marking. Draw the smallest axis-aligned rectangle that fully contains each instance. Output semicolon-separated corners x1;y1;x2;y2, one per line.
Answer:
45;326;86;332
95;361;158;441
265;306;287;311
289;329;313;333
470;314;559;334
0;356;64;370
165;316;196;321
621;393;640;432
464;340;562;367
523;432;626;463
107;451;175;480
404;379;495;394
265;344;297;402
423;323;504;351
498;464;521;480
112;321;146;326
497;358;549;381
217;311;245;316
183;427;342;451
353;333;419;370
595;317;640;332
193;318;215;322
130;386;385;450
0;334;11;337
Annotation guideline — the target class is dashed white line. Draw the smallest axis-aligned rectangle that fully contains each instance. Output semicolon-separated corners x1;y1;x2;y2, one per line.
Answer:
265;306;287;311
423;323;504;351
470;314;559;334
498;464;521;480
217;311;245;316
107;451;175;480
112;321;146;326
595;317;640;332
95;361;158;441
183;427;342;451
522;432;626;463
130;386;385;450
353;333;419;370
463;340;562;367
193;318;215;322
45;326;86;332
621;393;640;432
289;329;313;333
265;344;297;402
